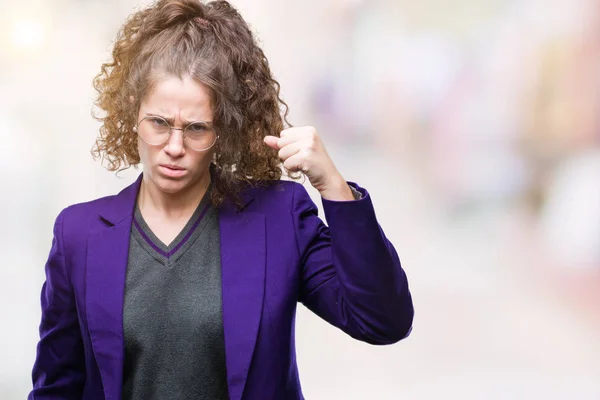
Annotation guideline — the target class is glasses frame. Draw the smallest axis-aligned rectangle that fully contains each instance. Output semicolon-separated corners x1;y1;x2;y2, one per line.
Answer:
133;115;219;152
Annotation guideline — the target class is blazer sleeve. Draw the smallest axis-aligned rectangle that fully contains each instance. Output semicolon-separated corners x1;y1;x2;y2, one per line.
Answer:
293;182;414;345
29;209;85;399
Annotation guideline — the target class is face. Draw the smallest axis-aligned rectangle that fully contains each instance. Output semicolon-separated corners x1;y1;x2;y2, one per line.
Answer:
136;75;215;195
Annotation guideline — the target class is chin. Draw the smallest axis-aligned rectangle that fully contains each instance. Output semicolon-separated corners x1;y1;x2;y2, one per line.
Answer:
155;176;188;194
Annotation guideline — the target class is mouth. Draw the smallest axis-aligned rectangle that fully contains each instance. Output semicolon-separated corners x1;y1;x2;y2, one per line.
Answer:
158;164;187;178
160;164;185;171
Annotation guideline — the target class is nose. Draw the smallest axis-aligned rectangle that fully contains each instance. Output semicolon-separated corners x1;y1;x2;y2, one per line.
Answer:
163;128;185;157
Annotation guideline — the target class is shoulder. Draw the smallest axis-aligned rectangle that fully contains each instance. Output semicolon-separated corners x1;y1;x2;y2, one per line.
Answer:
55;194;118;241
60;194;115;222
58;175;141;229
246;179;304;196
241;179;315;212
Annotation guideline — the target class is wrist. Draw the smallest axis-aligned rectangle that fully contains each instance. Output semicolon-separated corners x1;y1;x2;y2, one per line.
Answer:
318;175;354;201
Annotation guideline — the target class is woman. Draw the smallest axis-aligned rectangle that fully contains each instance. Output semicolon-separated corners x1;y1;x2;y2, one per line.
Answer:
29;1;414;399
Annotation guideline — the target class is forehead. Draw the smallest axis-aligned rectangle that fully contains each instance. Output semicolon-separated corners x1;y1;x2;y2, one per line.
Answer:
141;75;213;120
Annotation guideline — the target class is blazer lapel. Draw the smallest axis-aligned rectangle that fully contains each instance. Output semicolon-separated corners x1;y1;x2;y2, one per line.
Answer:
86;174;142;400
219;199;266;400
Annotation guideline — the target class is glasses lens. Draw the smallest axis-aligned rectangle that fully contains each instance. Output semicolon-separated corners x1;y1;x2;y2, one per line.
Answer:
137;117;217;151
184;122;217;151
137;117;170;145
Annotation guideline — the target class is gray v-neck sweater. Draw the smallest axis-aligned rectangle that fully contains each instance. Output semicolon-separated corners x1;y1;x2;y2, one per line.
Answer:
122;193;228;400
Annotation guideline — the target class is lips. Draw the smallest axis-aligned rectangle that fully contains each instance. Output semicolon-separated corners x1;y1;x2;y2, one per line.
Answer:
160;164;184;171
158;164;187;178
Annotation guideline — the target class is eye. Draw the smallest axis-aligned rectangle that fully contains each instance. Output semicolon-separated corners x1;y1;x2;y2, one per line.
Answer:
148;117;168;127
187;122;211;132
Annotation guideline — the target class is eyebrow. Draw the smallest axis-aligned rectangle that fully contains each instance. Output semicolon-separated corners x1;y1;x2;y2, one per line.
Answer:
144;112;212;125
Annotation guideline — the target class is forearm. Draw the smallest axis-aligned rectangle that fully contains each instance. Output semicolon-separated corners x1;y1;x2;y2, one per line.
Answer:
322;184;413;342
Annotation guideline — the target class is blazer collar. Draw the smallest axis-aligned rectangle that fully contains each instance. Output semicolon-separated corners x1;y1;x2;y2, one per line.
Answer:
97;174;142;226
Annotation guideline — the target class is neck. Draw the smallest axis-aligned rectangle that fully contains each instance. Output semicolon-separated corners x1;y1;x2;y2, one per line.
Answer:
138;174;211;220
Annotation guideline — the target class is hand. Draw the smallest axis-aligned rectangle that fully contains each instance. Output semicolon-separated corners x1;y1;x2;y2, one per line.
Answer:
264;126;355;201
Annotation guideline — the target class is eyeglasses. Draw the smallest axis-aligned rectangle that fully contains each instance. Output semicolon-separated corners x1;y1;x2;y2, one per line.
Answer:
133;115;218;152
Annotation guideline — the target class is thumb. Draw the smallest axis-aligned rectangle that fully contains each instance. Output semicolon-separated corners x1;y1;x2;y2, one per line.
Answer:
263;135;280;150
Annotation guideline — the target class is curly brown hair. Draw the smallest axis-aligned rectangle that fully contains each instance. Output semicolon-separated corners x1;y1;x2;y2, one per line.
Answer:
92;0;292;207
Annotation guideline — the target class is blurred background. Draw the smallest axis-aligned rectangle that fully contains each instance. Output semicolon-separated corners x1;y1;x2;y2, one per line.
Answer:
1;0;599;398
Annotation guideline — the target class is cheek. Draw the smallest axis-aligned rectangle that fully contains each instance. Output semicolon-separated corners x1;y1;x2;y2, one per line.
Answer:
206;148;216;164
137;140;152;165
190;149;214;168
202;151;216;169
